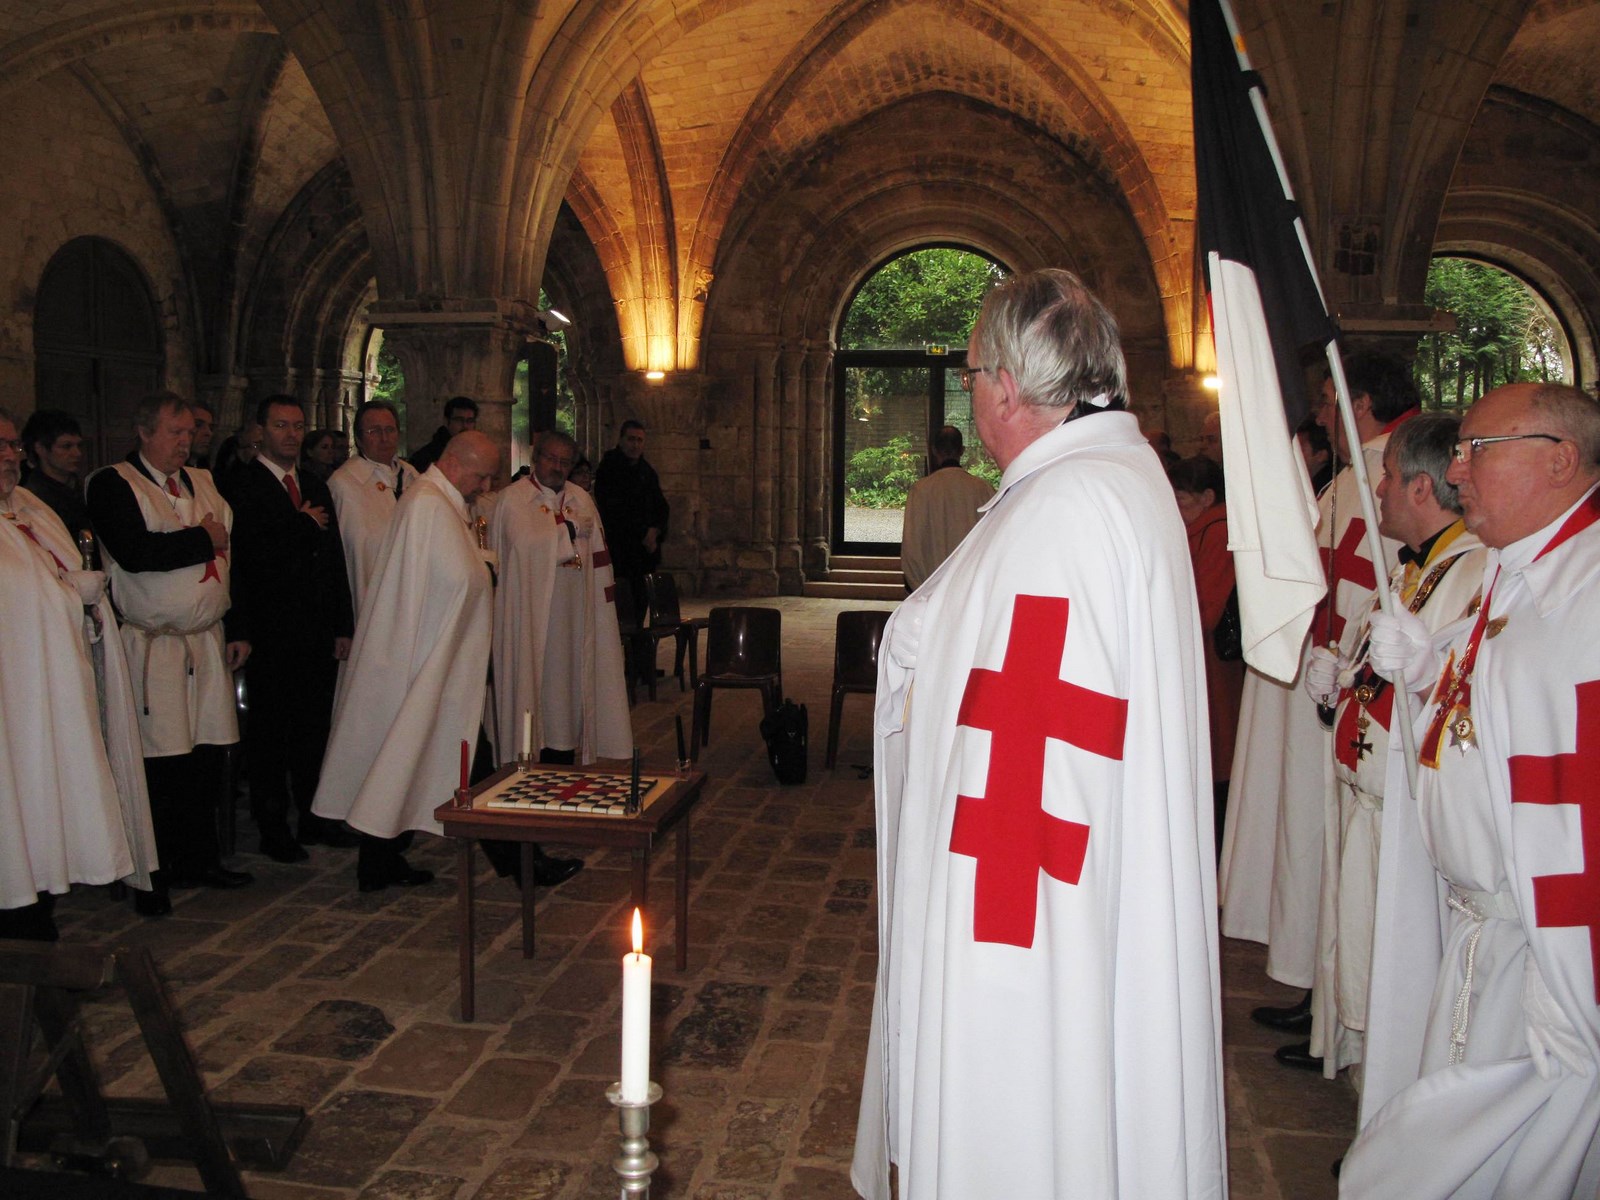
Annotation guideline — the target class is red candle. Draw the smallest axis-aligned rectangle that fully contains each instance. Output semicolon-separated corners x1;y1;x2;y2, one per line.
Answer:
460;739;469;790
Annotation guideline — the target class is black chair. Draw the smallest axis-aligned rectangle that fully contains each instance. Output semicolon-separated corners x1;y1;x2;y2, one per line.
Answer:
691;607;782;761
826;609;892;767
644;571;709;693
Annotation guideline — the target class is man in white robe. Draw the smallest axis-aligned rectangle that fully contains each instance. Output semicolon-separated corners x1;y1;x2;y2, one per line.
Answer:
328;399;420;612
852;270;1224;1200
489;428;631;766
900;424;993;591
0;409;157;937
1345;382;1600;1199
1222;352;1414;1048
1301;414;1486;1083
86;392;252;914
311;431;498;892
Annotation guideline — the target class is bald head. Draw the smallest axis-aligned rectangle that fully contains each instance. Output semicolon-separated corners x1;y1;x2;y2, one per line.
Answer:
1445;382;1600;548
437;431;499;505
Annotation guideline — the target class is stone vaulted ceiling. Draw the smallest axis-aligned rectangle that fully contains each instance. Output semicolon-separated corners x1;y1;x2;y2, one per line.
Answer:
1;0;1599;378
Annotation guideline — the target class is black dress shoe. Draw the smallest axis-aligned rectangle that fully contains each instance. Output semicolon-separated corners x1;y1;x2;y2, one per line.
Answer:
1274;1040;1324;1071
530;854;584;888
358;859;435;893
170;865;254;889
300;823;361;848
260;835;310;863
1251;990;1313;1032
134;889;171;917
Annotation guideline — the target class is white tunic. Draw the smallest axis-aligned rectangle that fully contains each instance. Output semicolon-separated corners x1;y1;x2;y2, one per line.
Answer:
312;467;493;838
1;492;156;905
1349;487;1600;1199
852;413;1224;1200
95;461;238;756
1310;523;1485;1077
1220;435;1398;987
327;454;420;613
900;465;994;591
487;478;631;764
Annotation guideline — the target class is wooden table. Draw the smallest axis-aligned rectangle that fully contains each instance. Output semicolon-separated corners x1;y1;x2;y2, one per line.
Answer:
433;763;707;1021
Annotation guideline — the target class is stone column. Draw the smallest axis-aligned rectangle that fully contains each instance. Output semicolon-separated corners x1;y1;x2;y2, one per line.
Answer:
777;348;805;593
752;348;779;554
375;314;531;483
197;373;251;435
1162;372;1217;458
802;345;834;576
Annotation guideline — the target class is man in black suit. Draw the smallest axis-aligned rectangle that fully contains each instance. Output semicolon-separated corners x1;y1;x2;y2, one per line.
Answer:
222;395;356;862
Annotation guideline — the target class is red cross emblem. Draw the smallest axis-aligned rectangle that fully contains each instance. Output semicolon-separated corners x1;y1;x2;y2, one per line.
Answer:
1316;518;1378;645
1510;679;1600;1004
949;594;1129;948
1335;678;1392;771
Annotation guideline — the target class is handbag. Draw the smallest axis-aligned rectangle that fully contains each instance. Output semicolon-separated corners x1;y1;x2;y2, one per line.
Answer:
1213;586;1243;662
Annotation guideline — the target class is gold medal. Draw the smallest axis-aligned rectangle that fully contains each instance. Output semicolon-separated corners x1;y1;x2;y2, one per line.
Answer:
1354;683;1377;705
377;481;387;492
1485;617;1508;639
1449;708;1476;752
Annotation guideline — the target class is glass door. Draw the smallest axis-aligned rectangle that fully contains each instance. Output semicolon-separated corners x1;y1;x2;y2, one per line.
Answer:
832;349;971;553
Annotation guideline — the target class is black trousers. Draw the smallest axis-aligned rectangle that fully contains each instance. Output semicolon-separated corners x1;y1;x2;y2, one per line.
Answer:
144;745;225;880
243;645;338;841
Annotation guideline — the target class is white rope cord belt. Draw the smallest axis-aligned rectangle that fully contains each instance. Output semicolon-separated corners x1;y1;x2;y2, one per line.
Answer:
1445;885;1519;1065
121;620;204;716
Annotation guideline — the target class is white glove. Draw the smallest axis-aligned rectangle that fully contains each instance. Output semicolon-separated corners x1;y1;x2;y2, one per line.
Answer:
1303;644;1348;705
66;569;106;606
1367;608;1440;693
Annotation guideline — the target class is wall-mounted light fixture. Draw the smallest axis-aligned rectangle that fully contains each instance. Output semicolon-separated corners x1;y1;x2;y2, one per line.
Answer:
644;370;666;382
1202;374;1221;392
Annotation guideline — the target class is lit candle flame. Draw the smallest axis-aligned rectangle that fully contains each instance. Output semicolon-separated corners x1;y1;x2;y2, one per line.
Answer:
632;908;644;957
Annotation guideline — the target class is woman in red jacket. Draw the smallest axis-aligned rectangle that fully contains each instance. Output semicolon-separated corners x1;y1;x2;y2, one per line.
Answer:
1169;454;1241;854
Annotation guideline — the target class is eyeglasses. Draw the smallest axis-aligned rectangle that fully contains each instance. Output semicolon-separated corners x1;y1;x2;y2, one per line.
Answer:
1451;433;1565;463
0;438;22;454
960;365;992;393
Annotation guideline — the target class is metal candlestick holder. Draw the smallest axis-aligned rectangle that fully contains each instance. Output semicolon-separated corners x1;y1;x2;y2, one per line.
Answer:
606;1081;662;1197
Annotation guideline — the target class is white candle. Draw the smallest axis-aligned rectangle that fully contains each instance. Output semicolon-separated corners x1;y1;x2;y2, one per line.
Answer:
620;908;651;1101
522;710;532;760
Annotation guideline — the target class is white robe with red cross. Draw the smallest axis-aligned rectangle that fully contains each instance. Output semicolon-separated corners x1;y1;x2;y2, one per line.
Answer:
1346;486;1600;1199
1220;436;1398;987
851;412;1225;1200
486;478;631;765
1309;522;1486;1078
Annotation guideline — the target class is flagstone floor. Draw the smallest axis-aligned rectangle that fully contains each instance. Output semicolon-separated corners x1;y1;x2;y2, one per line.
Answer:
28;596;1354;1199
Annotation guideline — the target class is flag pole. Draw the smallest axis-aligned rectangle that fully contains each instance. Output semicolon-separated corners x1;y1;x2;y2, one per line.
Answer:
1216;0;1420;784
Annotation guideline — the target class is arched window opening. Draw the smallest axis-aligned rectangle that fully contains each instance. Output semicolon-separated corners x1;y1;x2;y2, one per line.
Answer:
1419;257;1573;410
33;236;163;469
832;247;1006;551
365;328;408;445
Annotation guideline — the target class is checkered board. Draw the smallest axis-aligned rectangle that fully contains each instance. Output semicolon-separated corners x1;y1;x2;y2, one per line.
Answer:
481;769;672;816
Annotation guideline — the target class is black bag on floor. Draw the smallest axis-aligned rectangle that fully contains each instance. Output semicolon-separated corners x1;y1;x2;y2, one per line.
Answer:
761;699;808;785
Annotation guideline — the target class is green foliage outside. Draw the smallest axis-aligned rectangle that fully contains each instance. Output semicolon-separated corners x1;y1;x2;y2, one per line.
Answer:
1417;259;1566;409
370;338;407;440
841;248;1005;350
846;435;922;508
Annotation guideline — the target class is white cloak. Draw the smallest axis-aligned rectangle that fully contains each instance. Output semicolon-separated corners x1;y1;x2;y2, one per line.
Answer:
1;492;156;905
1220;436;1397;986
900;465;994;591
852;412;1225;1200
312;467;493;838
1309;523;1485;1076
1347;488;1600;1199
94;461;238;756
327;453;420;613
487;478;631;764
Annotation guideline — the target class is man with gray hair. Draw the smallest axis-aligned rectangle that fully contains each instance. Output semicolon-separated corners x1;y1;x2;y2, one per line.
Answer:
1346;382;1600;1198
852;269;1224;1199
328;399;420;611
86;392;252;913
899;423;993;591
1296;414;1486;1089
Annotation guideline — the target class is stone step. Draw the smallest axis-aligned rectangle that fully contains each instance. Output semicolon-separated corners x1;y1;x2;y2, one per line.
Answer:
801;580;906;601
829;555;900;571
825;569;902;585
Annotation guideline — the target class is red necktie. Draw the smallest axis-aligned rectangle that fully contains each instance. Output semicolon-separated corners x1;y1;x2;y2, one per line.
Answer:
166;476;181;498
285;472;302;510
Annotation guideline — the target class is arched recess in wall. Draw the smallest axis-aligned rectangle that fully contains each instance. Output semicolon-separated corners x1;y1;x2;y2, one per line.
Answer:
699;92;1165;591
34;236;164;469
